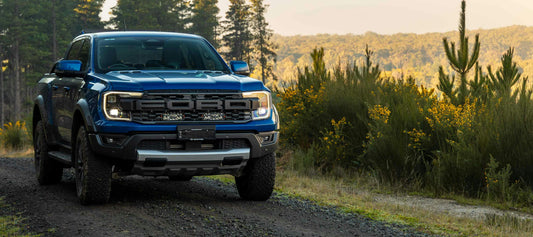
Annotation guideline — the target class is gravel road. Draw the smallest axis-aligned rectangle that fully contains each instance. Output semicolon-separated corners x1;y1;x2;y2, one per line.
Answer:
0;157;429;237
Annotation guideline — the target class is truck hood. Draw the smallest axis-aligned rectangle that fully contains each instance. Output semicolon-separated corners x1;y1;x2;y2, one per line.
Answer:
95;71;266;92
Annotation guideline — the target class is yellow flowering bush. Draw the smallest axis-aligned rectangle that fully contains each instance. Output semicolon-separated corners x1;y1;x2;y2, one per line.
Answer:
277;84;327;147
0;121;29;150
404;128;428;150
368;105;390;124
318;117;349;168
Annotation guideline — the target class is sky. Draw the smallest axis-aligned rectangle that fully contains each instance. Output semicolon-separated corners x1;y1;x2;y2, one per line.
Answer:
101;0;533;36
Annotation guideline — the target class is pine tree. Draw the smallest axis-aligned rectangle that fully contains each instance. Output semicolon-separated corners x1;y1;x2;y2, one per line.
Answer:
75;0;105;31
110;0;189;32
189;0;219;46
250;0;276;83
172;0;190;32
0;0;50;120
488;48;523;98
222;0;252;62
438;0;480;105
49;0;79;60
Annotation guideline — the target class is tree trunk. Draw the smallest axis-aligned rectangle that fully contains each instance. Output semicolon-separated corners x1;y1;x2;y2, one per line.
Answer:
260;44;265;83
13;40;21;121
52;0;58;61
0;58;4;126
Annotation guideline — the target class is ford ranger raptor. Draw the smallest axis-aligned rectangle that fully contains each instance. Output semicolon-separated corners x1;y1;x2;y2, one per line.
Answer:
33;32;279;204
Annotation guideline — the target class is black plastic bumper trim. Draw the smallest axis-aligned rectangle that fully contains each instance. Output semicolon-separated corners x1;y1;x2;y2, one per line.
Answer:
88;131;278;161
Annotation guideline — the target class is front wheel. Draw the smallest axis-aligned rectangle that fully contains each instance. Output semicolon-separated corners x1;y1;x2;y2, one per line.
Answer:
34;121;63;185
75;126;112;205
235;153;276;201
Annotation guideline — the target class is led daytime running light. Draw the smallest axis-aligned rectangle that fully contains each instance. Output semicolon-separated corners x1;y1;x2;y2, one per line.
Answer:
103;91;143;121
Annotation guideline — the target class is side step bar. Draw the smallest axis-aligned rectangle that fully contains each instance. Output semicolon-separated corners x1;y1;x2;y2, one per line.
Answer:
48;151;72;166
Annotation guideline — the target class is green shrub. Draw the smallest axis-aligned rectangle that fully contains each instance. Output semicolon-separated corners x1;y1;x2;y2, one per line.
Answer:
0;121;29;150
362;79;436;185
278;43;533;206
317;117;350;169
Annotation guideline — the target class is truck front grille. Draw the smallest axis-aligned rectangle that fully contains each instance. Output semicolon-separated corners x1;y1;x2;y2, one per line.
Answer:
119;91;257;123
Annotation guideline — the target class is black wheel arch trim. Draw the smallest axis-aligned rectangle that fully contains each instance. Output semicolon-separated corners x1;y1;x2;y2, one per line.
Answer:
33;96;47;132
75;99;97;133
33;95;55;142
71;99;97;163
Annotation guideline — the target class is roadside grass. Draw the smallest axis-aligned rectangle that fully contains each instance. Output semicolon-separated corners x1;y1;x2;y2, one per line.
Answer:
0;197;37;237
274;169;533;237
0;147;33;158
208;163;533;237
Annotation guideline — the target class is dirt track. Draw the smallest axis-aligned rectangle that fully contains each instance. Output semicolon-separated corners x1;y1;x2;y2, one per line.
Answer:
0;157;427;236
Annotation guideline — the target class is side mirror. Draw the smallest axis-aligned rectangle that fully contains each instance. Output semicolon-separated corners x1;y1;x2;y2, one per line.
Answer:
230;61;250;76
54;60;84;77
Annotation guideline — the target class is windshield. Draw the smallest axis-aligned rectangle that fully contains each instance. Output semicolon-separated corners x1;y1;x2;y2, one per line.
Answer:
94;36;230;73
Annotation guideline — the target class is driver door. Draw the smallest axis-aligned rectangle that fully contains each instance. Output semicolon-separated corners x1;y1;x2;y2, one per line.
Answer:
53;38;90;145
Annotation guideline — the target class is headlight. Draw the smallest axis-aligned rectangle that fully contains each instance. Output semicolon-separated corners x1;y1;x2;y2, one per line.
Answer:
102;91;143;121
243;91;272;120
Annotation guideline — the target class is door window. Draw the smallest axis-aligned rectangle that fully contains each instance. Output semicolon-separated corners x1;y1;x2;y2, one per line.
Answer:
65;39;90;71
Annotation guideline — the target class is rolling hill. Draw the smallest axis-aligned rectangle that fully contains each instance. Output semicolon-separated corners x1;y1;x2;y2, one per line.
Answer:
271;25;533;88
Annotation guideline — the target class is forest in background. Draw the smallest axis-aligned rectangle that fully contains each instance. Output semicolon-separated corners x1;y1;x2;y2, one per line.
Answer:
271;25;533;90
0;0;275;124
2;1;533;125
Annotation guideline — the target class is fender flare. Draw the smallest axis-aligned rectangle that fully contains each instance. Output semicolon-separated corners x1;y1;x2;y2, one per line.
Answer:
75;99;97;134
33;95;47;126
33;95;53;140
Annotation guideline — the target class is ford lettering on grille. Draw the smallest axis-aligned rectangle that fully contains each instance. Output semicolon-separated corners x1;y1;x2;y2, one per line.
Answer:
126;93;257;122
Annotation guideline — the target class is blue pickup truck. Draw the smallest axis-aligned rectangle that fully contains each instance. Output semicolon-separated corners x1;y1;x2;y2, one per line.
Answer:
32;32;279;204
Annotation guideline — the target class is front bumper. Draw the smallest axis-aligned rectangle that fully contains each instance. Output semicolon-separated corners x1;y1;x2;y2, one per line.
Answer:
134;148;251;176
87;130;278;176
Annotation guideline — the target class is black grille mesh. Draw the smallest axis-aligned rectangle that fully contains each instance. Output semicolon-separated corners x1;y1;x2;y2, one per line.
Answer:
124;92;253;122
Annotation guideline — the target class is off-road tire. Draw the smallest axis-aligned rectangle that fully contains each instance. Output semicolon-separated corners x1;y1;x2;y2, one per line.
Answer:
235;153;275;201
34;121;63;185
168;175;193;181
75;126;112;205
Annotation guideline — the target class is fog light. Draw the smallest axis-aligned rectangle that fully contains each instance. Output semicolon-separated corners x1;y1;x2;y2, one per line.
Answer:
109;108;119;117
258;133;276;144
102;135;126;146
